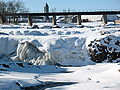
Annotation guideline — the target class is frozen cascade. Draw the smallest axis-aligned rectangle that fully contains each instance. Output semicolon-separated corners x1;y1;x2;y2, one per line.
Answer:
0;36;91;66
0;37;18;60
44;37;90;66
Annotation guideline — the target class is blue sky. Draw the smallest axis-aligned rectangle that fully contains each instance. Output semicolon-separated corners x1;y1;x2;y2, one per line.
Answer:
2;0;120;12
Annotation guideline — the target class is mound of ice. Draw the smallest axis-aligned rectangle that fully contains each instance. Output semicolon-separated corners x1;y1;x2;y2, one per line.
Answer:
30;39;43;47
14;31;23;35
8;30;48;36
29;31;48;36
12;41;46;65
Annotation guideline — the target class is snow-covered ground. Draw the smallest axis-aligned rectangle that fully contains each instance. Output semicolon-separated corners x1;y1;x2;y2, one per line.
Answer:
0;61;66;89
41;63;120;90
0;21;120;90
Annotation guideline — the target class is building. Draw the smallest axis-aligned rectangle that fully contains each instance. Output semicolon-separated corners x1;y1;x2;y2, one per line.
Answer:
44;3;49;22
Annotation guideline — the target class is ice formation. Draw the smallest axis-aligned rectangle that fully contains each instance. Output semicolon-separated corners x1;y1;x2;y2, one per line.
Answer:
12;41;46;65
0;37;18;60
44;37;90;66
0;36;90;66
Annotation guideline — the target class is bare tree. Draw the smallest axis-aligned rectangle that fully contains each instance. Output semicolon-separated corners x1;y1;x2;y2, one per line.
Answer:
0;1;7;23
0;0;29;24
7;1;29;23
0;1;7;13
6;1;28;13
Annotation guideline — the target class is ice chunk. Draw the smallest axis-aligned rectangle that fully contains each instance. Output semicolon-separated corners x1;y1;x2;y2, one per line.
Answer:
12;41;46;65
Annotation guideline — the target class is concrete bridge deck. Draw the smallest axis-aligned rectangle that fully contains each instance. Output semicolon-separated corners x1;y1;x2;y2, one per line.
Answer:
0;11;120;26
0;11;120;16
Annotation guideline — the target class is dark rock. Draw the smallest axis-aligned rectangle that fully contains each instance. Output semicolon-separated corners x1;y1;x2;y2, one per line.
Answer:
27;63;33;65
16;63;24;67
2;64;9;68
31;25;39;29
0;32;9;35
52;25;61;28
0;69;7;71
115;40;120;46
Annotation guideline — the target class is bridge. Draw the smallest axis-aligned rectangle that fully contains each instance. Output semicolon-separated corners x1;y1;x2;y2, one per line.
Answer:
0;11;120;26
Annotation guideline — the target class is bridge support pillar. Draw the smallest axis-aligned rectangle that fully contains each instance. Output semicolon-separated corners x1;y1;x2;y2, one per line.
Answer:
52;15;56;25
77;15;82;25
28;15;32;26
64;15;67;24
103;14;107;24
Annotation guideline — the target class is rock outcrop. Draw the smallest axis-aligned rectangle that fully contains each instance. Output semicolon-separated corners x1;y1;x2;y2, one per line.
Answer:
88;35;120;63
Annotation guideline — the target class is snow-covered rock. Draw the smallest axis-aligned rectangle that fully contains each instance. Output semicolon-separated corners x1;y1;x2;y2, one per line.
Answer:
88;35;120;62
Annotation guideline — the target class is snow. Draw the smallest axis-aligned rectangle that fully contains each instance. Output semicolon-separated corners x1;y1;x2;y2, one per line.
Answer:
0;21;120;89
0;61;66;89
42;63;120;90
81;15;119;22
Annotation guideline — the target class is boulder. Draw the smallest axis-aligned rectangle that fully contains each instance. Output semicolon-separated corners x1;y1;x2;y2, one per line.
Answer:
31;25;39;29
